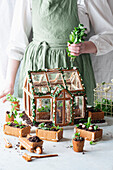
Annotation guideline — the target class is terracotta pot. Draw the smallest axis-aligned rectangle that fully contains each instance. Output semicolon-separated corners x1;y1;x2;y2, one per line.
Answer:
72;139;84;152
3;124;31;137
6;111;14;122
11;101;20;111
74;127;103;142
36;128;63;142
88;111;104;120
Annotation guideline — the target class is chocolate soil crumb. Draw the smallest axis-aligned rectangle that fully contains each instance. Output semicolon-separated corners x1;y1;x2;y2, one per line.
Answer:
16;144;20;147
28;136;42;143
20;111;33;126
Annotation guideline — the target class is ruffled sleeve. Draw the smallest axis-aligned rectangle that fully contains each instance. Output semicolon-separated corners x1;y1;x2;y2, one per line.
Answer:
7;0;32;61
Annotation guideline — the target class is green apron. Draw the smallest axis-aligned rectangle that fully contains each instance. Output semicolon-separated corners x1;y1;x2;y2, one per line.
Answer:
19;0;96;105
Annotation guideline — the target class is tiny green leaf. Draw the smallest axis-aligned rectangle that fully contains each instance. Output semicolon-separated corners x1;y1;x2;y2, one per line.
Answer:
7;122;11;126
90;141;96;145
8;114;11;118
94;125;98;131
14;120;18;125
19;113;24;118
20;126;24;129
19;121;22;125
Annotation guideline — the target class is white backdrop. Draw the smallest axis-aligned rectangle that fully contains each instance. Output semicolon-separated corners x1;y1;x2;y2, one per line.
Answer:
90;0;113;84
0;0;16;90
0;0;113;92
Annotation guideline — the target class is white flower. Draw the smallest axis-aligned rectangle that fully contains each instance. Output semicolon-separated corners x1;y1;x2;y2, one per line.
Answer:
53;103;55;107
73;67;76;70
45;68;48;71
51;90;54;93
111;79;113;83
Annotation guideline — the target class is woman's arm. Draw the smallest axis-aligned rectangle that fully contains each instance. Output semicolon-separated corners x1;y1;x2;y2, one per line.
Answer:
84;0;113;56
68;0;97;56
0;59;20;102
69;0;113;56
7;0;32;61
0;0;32;102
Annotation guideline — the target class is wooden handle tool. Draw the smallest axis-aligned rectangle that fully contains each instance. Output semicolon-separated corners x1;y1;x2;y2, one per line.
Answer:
22;153;58;162
4;138;12;148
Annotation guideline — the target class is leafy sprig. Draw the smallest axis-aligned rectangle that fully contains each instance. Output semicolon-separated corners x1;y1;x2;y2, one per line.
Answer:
67;24;87;59
6;94;20;102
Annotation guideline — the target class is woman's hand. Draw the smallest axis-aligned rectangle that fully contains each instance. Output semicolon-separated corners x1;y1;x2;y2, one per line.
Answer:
68;41;97;56
0;82;14;103
0;58;20;103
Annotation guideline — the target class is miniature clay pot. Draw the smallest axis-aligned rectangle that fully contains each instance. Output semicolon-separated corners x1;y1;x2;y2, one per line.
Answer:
11;101;20;111
72;139;84;152
6;111;14;122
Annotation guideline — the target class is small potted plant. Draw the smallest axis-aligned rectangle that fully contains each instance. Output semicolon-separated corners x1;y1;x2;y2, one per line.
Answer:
72;132;85;152
3;120;31;137
36;105;50;120
6;94;20;111
74;117;103;141
6;103;18;122
36;122;63;142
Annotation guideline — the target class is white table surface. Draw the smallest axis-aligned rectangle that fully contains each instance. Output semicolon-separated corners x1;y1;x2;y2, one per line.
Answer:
0;99;113;170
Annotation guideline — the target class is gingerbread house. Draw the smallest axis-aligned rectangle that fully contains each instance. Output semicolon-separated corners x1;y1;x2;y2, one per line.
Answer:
23;67;86;126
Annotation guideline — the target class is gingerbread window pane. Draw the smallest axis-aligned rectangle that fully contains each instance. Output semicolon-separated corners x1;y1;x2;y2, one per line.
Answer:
47;72;63;87
65;91;71;98
57;92;64;98
74;96;84;118
65;100;72;123
56;100;63;124
36;98;51;121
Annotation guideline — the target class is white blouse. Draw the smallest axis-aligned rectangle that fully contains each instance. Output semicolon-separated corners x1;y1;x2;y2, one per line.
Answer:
0;0;15;80
7;0;113;61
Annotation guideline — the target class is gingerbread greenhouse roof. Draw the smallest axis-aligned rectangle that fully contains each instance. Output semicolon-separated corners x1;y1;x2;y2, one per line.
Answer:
24;67;86;97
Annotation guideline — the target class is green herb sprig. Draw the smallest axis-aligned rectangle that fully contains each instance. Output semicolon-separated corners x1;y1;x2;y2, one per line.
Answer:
67;24;87;59
6;94;20;102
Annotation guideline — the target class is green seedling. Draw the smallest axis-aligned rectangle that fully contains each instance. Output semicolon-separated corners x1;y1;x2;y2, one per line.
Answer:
38;123;61;131
7;122;11;126
94;125;98;131
90;141;96;145
19;113;24;118
6;94;20;102
72;132;80;139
